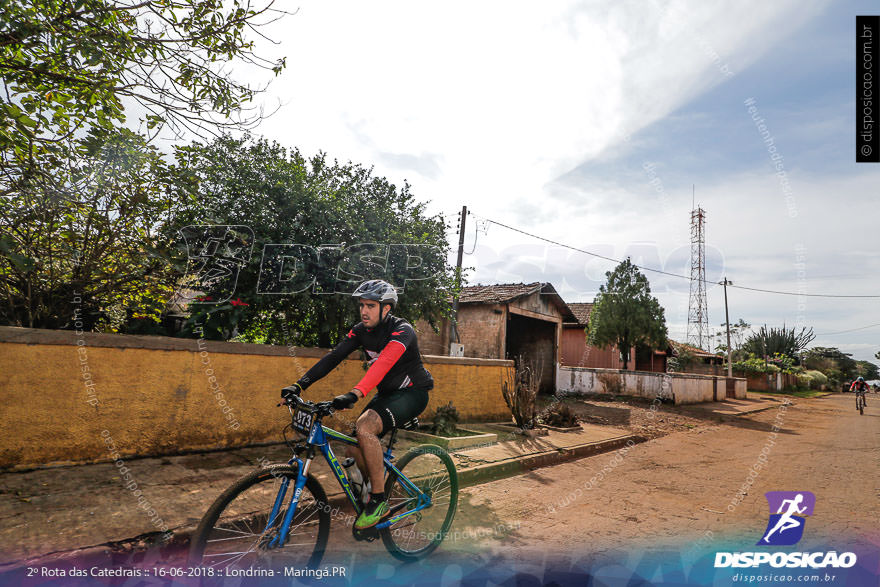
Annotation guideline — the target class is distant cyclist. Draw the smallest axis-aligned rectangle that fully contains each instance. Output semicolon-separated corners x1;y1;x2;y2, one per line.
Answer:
850;376;869;407
281;279;433;530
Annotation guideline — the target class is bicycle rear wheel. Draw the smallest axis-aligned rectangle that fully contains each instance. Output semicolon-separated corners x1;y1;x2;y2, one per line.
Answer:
380;444;458;561
187;464;330;571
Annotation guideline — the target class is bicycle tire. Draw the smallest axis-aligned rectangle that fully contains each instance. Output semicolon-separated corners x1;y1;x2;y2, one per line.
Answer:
380;444;458;561
187;464;330;572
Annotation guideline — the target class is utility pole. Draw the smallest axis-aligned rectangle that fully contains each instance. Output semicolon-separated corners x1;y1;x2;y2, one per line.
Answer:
721;277;733;377
449;206;467;350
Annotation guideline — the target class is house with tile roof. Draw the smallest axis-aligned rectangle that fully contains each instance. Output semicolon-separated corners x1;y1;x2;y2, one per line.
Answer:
414;282;575;393
668;340;724;375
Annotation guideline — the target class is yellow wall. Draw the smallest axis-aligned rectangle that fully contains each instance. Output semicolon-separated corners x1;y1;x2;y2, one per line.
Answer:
0;327;513;469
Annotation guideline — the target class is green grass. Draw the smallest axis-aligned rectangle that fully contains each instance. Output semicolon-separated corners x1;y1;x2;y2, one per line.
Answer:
750;389;829;399
420;426;485;438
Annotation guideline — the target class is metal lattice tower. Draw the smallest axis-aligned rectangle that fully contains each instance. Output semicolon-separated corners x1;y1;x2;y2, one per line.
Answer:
687;206;710;350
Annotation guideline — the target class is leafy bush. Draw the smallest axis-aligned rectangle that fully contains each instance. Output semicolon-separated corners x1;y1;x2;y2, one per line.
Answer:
766;353;797;372
823;368;843;386
430;402;460;437
804;370;828;389
796;374;812;390
669;343;697;370
733;355;781;374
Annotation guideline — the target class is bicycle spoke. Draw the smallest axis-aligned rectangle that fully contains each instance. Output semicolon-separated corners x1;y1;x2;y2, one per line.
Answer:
381;447;458;559
207;534;261;543
190;466;329;572
209;525;254;538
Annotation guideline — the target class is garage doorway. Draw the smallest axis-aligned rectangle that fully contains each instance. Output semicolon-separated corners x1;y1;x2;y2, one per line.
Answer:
505;313;556;394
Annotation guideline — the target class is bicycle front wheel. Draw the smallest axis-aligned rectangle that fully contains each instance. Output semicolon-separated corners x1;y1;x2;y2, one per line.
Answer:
381;444;458;561
187;464;330;571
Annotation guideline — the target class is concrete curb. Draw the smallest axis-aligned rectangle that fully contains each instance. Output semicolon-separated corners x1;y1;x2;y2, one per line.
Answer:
456;434;645;487
728;405;779;417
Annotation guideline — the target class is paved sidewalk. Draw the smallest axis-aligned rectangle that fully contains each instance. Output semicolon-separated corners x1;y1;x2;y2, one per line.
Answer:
0;422;638;569
680;395;785;417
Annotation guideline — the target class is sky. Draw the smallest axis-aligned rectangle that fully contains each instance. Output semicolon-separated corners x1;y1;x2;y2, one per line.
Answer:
233;0;879;364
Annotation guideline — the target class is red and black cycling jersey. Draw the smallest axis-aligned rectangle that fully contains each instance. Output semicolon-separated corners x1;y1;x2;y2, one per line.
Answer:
850;380;869;392
295;315;433;398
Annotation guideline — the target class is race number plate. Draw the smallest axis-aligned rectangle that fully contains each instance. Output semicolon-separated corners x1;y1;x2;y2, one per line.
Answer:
292;407;315;435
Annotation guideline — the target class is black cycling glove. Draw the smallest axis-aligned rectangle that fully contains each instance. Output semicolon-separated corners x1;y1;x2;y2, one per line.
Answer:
281;382;303;399
332;391;359;410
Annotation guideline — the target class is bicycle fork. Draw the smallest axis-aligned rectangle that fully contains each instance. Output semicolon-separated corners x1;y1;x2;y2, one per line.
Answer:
266;458;312;548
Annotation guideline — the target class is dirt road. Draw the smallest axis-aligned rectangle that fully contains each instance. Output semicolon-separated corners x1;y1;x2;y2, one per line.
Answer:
441;392;880;560
312;392;880;573
246;392;876;582
246;394;880;564
5;393;876;585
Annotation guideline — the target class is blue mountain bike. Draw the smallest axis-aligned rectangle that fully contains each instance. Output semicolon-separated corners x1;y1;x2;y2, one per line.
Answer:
187;394;458;570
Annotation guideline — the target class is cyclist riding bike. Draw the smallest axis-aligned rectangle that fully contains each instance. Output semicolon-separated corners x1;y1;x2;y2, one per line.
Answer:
850;376;869;407
281;279;433;530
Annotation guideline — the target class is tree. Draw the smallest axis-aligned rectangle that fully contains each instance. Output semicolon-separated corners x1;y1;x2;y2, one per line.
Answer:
741;325;815;361
712;318;750;361
802;347;858;384
2;1;289;331
856;360;879;381
0;129;180;329
667;342;696;372
586;258;668;370
168;135;456;345
1;0;287;199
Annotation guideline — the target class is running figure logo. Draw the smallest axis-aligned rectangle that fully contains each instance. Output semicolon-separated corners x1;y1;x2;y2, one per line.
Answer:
758;491;816;546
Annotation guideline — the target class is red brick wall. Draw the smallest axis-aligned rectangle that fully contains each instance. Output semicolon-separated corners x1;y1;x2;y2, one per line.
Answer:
456;304;506;359
412;318;447;356
415;305;509;359
684;363;721;376
635;353;667;373
560;327;632;369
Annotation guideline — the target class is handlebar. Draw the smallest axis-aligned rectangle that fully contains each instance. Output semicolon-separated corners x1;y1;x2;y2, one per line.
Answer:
279;394;335;417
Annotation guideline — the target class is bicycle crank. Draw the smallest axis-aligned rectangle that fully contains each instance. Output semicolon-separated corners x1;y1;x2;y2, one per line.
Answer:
352;524;380;542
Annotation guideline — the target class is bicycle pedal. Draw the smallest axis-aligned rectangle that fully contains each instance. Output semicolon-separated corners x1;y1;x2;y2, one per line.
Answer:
352;524;379;542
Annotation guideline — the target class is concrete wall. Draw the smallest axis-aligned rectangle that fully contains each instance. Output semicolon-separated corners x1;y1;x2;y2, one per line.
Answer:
0;326;514;469
556;365;747;405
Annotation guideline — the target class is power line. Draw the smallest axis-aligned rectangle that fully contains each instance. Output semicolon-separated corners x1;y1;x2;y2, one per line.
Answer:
816;323;880;336
470;213;880;299
725;284;880;299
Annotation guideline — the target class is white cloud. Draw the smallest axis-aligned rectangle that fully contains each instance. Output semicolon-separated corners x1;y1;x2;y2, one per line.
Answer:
241;1;878;361
254;1;821;214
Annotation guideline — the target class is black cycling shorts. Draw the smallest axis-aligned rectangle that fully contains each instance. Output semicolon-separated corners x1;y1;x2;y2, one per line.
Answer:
358;387;430;438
